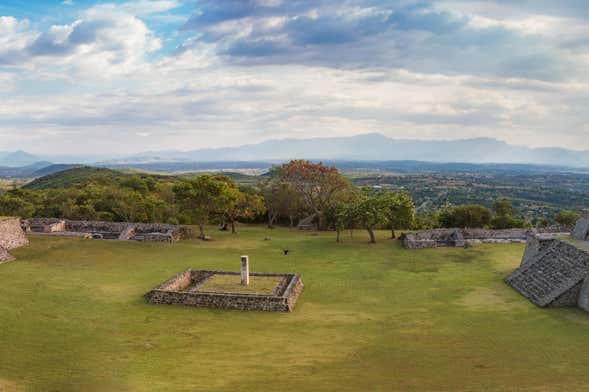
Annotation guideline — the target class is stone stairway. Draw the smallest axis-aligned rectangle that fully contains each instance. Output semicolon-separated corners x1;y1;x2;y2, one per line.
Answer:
506;240;589;307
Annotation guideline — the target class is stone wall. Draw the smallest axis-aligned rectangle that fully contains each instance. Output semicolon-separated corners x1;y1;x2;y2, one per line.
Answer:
572;211;589;240
26;218;194;243
400;228;536;249
505;234;589;310
0;217;28;250
146;270;304;312
0;247;15;264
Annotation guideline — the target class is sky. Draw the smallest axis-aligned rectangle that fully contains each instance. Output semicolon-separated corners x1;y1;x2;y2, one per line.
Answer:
0;0;588;154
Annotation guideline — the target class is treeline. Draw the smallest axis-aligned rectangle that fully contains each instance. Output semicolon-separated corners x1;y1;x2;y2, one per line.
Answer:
0;161;578;243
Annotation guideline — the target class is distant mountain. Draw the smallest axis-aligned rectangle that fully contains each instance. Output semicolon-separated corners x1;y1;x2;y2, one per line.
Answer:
5;134;589;167
0;161;54;178
102;161;272;174
0;151;44;167
122;134;589;167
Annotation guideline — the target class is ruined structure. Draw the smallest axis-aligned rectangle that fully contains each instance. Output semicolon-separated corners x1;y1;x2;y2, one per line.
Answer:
505;232;589;311
146;257;304;312
400;228;535;249
24;218;193;243
572;210;589;240
0;217;29;263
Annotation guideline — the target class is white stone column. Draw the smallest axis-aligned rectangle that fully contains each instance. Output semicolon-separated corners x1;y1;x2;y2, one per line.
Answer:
241;255;250;285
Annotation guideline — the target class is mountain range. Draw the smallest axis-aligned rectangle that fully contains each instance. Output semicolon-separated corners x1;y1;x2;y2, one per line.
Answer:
2;134;589;167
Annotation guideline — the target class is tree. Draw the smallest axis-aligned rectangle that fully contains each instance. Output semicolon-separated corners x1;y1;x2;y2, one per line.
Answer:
279;160;350;230
489;200;528;229
555;210;580;227
493;200;513;217
173;175;231;239
224;186;266;234
350;187;388;243
380;191;415;239
259;179;300;228
439;204;491;228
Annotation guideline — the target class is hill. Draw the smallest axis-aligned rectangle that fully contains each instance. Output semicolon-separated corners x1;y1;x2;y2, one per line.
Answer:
5;134;589;167
23;167;127;190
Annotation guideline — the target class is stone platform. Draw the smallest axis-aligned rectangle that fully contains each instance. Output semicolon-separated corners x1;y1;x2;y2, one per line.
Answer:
145;270;304;312
0;217;29;263
505;233;589;311
24;218;194;243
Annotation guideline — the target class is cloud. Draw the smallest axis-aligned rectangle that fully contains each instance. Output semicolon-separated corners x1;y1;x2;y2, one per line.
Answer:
0;4;161;78
178;0;589;82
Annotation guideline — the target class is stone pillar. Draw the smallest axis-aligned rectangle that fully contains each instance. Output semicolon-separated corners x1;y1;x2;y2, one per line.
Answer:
241;255;249;286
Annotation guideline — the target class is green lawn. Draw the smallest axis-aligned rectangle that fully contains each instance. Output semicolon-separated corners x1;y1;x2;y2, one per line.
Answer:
2;226;589;391
195;274;281;294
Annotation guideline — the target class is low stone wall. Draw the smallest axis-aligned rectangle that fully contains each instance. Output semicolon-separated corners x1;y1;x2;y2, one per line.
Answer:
0;247;14;264
0;217;28;250
401;228;537;249
26;218;194;243
146;270;304;312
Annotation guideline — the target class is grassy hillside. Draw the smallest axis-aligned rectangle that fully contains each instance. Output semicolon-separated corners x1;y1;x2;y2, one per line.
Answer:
23;167;127;190
2;227;589;391
22;166;261;191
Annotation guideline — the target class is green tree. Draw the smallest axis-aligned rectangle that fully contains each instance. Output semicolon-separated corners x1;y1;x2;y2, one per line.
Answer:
439;204;491;228
381;191;415;239
555;210;580;227
224;185;266;234
489;199;529;229
173;175;231;239
350;187;388;243
493;200;513;217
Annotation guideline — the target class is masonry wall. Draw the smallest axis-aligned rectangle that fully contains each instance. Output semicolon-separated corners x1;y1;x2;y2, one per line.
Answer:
27;218;195;242
401;228;535;249
0;247;15;263
0;217;28;250
146;270;304;312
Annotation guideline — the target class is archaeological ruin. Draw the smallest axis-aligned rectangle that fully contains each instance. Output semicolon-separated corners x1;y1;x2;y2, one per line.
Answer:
506;232;589;310
146;256;304;312
0;217;29;263
400;228;539;249
23;218;193;243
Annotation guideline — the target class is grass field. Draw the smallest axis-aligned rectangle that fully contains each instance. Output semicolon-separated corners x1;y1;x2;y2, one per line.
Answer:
195;274;282;294
2;226;589;391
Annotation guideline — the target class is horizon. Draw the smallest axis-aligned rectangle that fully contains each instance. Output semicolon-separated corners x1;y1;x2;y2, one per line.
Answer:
1;1;589;154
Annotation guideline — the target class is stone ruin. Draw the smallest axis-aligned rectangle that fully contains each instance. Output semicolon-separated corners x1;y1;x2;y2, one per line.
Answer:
23;218;194;243
572;210;589;241
0;217;29;263
146;256;304;312
399;228;540;249
505;232;589;311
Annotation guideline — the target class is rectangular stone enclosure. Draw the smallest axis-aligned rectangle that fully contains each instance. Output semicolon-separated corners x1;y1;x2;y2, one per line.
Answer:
145;270;304;312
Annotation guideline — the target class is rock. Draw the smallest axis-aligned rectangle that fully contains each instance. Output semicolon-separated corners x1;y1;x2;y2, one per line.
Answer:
264;236;271;241
203;235;212;241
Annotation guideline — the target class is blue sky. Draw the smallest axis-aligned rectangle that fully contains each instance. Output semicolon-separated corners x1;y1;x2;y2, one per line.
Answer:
0;0;588;154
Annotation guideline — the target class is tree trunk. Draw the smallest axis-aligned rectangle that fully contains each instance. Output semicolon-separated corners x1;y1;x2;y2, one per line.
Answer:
391;227;396;239
289;215;295;228
198;224;205;239
367;228;376;243
231;220;237;234
268;213;276;229
336;229;341;243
